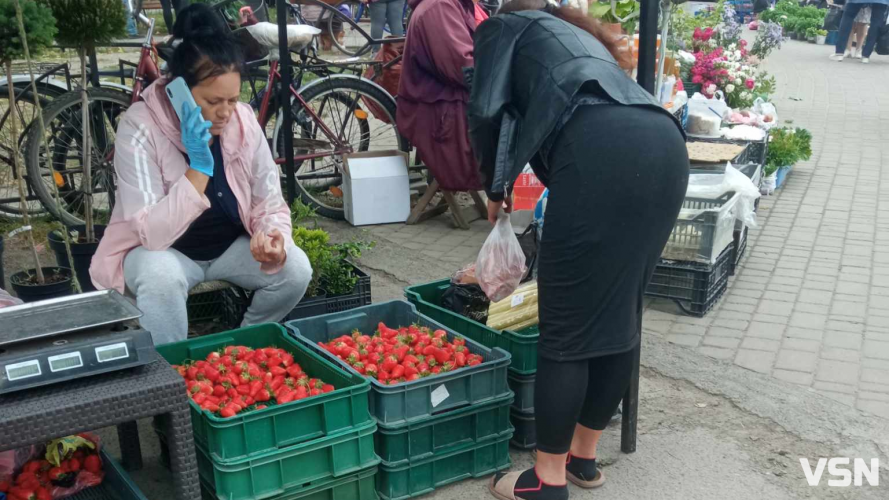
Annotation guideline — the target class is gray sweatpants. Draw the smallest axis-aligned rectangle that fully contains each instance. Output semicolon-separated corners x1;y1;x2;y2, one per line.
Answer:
124;235;312;345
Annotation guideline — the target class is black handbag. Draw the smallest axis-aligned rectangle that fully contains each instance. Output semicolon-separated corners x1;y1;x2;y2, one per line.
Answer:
876;25;889;55
823;7;842;31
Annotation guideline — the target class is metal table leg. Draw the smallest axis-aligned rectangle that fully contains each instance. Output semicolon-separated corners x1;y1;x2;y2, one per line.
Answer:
621;342;641;453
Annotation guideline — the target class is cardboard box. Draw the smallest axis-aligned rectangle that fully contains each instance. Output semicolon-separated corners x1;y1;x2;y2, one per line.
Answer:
343;150;411;226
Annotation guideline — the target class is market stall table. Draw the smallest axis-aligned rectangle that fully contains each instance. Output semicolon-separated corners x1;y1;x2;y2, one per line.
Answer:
0;352;200;500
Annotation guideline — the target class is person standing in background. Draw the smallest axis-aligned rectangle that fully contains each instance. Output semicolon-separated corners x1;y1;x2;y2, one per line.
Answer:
123;0;139;37
831;0;887;62
363;0;407;53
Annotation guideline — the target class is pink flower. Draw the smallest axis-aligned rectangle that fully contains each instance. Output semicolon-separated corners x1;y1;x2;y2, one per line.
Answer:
692;75;703;84
739;39;748;47
694;27;703;40
745;79;755;90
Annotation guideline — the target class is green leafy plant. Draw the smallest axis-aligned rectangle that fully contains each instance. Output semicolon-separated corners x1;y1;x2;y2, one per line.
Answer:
46;0;126;51
765;127;813;175
590;0;640;34
291;198;318;227
291;225;375;298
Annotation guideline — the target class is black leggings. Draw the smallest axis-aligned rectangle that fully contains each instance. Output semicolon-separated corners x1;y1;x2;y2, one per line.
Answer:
534;348;636;454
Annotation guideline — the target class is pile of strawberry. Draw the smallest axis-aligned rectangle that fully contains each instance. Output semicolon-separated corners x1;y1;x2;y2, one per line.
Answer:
0;452;102;500
319;323;484;385
172;345;335;419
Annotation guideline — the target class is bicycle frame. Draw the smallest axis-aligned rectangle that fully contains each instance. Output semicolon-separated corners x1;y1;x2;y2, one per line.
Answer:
257;59;355;165
130;20;161;104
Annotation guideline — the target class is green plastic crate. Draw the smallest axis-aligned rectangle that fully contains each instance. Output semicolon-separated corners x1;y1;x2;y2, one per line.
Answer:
375;393;514;466
404;279;539;375
285;301;512;426
507;372;535;413
202;466;378;500
375;432;513;500
198;420;379;500
156;323;372;463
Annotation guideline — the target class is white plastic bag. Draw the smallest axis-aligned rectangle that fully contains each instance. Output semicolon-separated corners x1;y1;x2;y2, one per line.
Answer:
761;172;777;195
688;91;730;121
721;124;766;141
246;22;320;51
475;214;528;302
687;163;761;229
752;98;778;130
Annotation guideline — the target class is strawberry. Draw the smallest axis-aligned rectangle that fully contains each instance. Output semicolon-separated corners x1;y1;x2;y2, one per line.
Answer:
277;389;294;404
9;486;37;500
364;364;378;377
381;355;398;373
352;362;365;374
47;468;66;482
455;352;466;367
256;389;271;402
270;366;287;377
83;455;102;474
220;407;237;418
433;348;450;364
0;480;10;492
322;384;335;393
35;487;51;500
391;364;405;379
23;463;41;475
404;364;419;377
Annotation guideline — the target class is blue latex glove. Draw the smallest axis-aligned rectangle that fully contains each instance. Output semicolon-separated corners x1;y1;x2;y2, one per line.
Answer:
181;103;214;177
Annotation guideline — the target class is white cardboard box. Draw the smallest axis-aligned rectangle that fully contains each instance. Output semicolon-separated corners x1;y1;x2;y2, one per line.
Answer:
343;150;411;226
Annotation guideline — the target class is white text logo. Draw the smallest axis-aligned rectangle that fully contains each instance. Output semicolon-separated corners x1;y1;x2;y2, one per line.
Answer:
800;458;880;487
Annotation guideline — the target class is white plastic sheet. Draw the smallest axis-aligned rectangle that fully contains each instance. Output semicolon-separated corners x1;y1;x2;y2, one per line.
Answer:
687;163;762;229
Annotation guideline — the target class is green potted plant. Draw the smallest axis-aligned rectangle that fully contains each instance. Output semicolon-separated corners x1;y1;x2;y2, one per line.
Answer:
590;0;640;35
815;29;828;45
764;126;812;190
806;27;818;43
45;0;126;243
287;199;373;319
0;0;74;301
43;0;125;291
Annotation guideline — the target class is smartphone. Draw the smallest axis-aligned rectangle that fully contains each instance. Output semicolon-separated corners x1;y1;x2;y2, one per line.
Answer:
165;77;198;124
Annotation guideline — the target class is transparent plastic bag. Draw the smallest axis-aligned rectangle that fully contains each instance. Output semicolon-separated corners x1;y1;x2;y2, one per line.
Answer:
475;214;527;302
0;434;104;499
687;163;762;228
752;98;778;129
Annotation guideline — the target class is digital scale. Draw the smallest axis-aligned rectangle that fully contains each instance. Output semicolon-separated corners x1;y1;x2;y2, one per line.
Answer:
0;290;156;395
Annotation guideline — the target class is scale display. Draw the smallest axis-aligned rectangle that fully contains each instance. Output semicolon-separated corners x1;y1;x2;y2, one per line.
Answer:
0;290;155;395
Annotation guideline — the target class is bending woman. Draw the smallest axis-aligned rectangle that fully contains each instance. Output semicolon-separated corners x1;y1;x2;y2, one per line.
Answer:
467;1;689;498
91;4;311;345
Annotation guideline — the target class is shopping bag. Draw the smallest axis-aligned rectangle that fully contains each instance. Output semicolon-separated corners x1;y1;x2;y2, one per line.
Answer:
823;7;841;31
877;25;889;56
475;214;528;302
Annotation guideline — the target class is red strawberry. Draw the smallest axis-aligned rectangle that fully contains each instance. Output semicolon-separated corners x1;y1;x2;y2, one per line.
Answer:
9;486;37;500
220;407;237;418
0;480;10;493
322;384;335;393
391;364;405;378
364;364;378;377
256;389;271;402
83;455;102;474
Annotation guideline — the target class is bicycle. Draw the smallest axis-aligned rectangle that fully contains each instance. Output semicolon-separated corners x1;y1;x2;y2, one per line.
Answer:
23;21;162;227
27;3;407;223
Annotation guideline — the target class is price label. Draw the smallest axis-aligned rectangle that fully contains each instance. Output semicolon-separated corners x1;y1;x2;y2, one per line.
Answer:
48;352;84;373
511;294;524;308
431;384;450;408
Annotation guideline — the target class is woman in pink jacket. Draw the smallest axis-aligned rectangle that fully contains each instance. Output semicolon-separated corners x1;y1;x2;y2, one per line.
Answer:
90;4;311;345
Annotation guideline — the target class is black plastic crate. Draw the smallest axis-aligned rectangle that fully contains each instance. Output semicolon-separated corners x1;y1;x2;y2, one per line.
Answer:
509;409;536;450
507;372;535;414
645;243;734;317
730;227;749;276
221;263;372;324
286;263;372;321
188;290;230;325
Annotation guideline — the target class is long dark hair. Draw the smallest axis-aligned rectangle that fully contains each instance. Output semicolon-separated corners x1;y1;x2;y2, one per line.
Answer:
498;0;630;69
169;3;245;87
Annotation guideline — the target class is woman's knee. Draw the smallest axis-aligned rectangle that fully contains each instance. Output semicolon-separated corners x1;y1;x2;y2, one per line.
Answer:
125;249;191;296
278;245;313;291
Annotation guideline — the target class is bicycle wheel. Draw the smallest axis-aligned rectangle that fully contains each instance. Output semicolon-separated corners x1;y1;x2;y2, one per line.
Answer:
329;0;372;57
25;88;130;227
0;84;58;218
271;77;406;220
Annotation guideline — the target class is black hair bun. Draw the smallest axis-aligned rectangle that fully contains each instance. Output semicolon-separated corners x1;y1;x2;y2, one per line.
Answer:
172;3;231;41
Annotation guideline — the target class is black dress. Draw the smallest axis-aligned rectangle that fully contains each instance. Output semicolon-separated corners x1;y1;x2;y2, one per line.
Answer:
533;99;688;361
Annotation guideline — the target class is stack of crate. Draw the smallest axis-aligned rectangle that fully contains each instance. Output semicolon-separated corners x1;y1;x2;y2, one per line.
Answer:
404;283;541;450
156;324;381;500
286;301;515;500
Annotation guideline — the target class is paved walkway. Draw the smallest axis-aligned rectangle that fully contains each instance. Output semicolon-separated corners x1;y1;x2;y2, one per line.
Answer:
360;34;889;419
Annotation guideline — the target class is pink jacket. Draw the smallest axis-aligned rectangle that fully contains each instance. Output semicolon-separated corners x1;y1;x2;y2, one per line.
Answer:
90;78;294;293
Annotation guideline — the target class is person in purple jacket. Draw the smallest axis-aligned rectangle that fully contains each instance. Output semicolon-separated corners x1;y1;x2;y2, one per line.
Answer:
396;0;484;192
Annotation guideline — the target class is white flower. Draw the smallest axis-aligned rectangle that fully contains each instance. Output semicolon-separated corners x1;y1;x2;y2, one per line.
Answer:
706;84;717;95
740;91;751;99
735;78;743;85
734;50;743;59
729;44;737;51
742;65;750;72
726;84;736;93
709;39;717;48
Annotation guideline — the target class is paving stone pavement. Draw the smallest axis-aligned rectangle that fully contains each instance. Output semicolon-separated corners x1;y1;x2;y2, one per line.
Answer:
355;33;889;419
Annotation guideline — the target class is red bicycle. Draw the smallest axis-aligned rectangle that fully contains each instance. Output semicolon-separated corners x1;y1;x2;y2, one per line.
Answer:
26;6;406;225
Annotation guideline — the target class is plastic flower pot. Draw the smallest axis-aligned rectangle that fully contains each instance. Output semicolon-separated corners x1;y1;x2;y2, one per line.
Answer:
816;35;827;45
10;267;75;303
47;224;106;292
